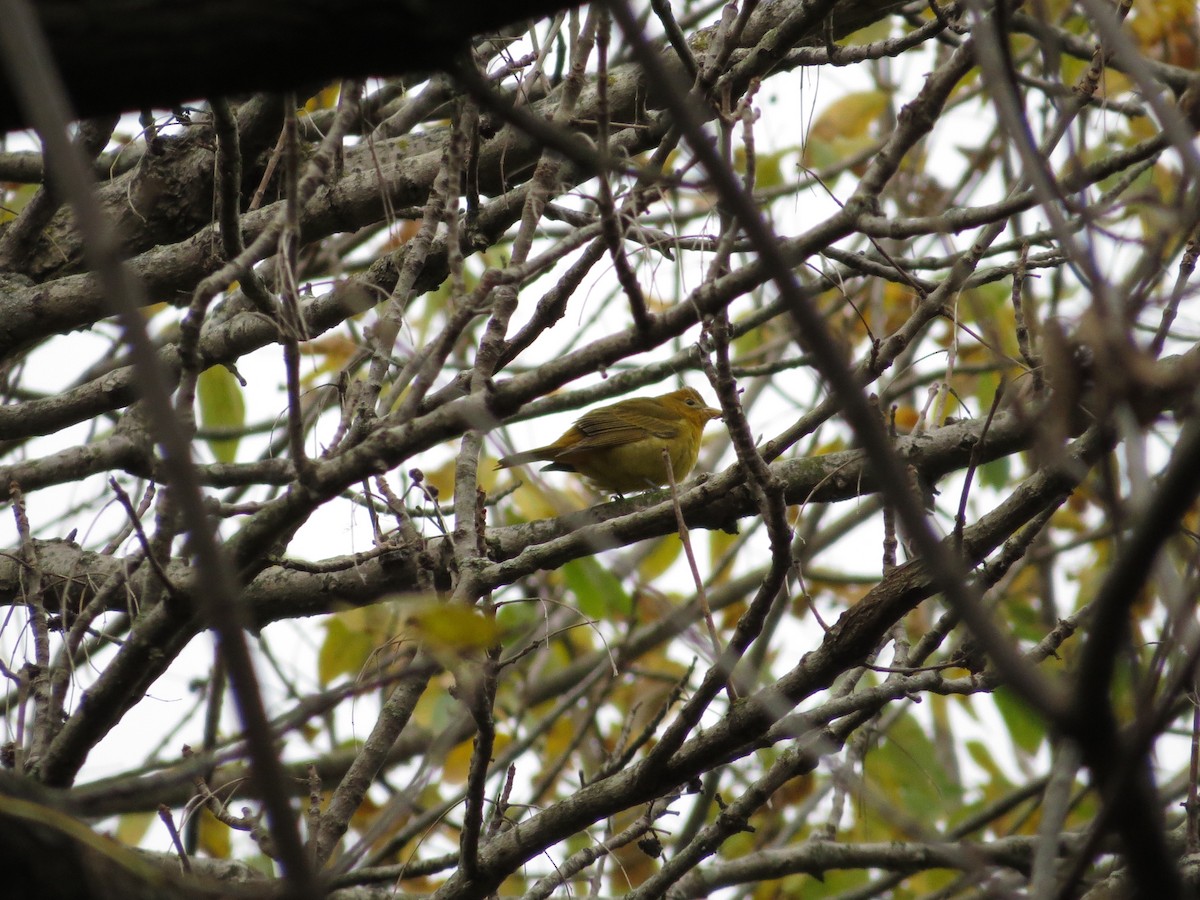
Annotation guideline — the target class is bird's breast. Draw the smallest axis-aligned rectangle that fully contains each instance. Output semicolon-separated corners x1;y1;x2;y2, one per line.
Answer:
563;431;699;493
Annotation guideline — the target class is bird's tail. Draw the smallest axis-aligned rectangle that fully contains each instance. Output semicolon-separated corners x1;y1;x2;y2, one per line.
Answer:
494;449;550;470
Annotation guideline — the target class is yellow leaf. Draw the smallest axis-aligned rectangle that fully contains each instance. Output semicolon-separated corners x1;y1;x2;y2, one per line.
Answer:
733;147;787;189
893;406;919;432
299;333;360;386
811;436;848;455
406;602;501;655
114;811;154;847
304;84;342;112
197;365;245;463
0;183;37;223
411;677;458;731
708;529;739;586
542;713;579;762
719;599;748;630
498;476;577;522
197;808;231;858
442;733;513;784
637;534;683;583
318;603;405;684
840;17;893;45
422;457;458;501
809;90;889;144
317;614;377;685
348;791;383;834
380;218;424;252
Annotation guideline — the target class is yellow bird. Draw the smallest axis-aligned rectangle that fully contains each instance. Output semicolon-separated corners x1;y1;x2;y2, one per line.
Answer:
495;387;722;494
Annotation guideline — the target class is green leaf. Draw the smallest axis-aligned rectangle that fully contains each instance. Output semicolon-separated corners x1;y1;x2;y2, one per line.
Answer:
965;739;1012;787
994;686;1046;755
561;556;632;619
979;455;1011;491
865;711;962;828
197;364;245;463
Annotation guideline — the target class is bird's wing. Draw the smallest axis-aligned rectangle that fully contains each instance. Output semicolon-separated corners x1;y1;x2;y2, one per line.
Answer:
566;403;681;450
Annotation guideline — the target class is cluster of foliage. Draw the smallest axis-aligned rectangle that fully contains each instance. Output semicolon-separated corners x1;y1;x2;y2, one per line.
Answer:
3;0;1200;897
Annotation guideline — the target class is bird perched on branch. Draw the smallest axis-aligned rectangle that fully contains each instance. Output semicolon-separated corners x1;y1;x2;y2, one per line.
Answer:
495;387;722;494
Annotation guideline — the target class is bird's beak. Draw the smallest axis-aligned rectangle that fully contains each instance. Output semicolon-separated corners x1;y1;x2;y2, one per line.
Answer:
705;406;723;421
